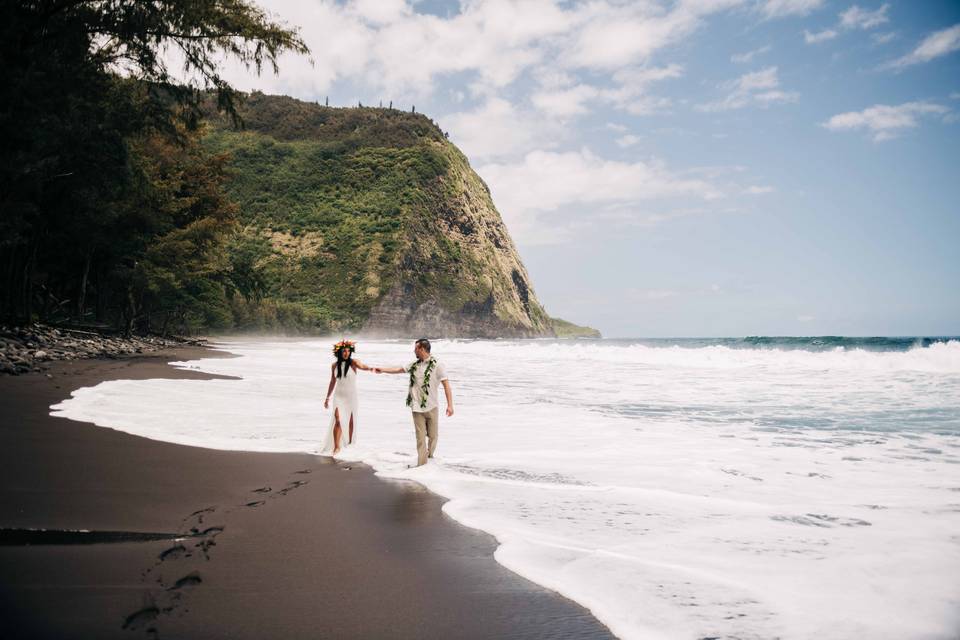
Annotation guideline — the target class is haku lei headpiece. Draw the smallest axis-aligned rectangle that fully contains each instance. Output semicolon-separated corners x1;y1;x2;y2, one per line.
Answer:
333;340;356;356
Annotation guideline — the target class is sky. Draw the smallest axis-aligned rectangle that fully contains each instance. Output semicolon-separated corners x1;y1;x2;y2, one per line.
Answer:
195;0;959;337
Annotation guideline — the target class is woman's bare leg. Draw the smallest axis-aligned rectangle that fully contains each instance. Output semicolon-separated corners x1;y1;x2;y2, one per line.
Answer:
333;408;342;454
348;413;355;444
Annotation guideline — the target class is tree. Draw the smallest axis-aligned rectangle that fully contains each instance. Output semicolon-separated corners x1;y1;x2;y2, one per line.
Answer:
0;1;309;329
130;129;239;334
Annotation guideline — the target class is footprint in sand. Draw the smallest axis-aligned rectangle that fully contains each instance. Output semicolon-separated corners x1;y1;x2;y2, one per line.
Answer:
184;505;216;525
245;500;266;508
168;572;202;591
159;543;190;562
276;480;309;495
196;537;217;557
122;605;165;631
193;526;224;558
252;486;272;493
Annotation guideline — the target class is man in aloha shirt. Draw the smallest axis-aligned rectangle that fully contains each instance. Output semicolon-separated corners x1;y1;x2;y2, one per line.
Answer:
375;338;455;466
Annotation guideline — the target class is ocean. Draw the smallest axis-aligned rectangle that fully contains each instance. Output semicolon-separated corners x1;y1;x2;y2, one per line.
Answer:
50;337;960;639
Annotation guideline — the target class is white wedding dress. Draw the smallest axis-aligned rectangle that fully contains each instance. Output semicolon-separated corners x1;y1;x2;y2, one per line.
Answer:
319;363;358;455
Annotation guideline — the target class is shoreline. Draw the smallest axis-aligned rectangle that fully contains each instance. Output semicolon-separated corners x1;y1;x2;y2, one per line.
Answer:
0;346;614;639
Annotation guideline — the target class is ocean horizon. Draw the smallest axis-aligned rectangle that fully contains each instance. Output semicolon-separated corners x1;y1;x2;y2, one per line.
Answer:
51;335;960;639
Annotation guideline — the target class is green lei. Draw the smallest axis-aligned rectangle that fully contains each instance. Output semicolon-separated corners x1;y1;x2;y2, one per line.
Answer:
406;357;436;409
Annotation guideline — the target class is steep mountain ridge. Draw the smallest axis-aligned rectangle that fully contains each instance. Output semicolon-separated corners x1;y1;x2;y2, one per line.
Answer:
202;92;595;338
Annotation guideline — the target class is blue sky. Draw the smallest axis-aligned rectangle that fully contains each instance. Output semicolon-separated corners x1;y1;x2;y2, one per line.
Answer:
211;0;959;337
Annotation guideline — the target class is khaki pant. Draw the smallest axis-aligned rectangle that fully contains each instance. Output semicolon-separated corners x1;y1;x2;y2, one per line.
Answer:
411;408;439;466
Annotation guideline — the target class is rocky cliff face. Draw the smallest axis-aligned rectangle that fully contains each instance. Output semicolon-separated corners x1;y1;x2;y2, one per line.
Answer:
204;93;577;338
363;139;552;338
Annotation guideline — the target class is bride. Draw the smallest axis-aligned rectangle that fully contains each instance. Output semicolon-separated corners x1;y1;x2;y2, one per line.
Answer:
320;340;372;455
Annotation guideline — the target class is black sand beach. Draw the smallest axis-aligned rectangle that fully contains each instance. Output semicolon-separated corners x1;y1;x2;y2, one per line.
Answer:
0;346;613;639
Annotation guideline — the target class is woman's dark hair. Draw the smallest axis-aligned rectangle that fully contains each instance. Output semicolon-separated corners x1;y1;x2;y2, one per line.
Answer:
335;347;353;378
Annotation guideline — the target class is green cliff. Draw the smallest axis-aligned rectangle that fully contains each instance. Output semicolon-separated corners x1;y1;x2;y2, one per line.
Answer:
203;92;598;338
550;317;602;339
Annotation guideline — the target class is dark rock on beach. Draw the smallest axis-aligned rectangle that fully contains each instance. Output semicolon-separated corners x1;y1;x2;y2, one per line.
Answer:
0;323;206;375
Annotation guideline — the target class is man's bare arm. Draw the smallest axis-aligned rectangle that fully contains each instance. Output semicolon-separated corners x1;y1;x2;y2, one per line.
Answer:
442;379;454;417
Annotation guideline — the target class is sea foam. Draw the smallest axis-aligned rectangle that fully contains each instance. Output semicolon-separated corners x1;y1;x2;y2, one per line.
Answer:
50;338;960;639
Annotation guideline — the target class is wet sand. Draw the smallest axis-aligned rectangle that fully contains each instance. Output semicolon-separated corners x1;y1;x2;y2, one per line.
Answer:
0;346;613;639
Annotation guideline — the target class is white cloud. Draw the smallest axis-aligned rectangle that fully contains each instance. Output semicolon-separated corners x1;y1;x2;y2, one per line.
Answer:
525;63;685;119
599;64;684;115
198;0;762;129
885;24;960;70
821;101;950;141
346;0;410;25
566;0;746;69
183;0;582;100
744;185;775;194
169;2;375;100
478;148;724;238
697;66;798;111
620;95;676;115
951;92;960;100
444;97;563;160
612;64;686;85
530;68;577;91
760;0;825;19
567;11;676;69
731;45;772;63
804;28;838;44
797;314;815;322
839;4;890;30
531;84;599;118
803;4;889;46
368;0;575;93
163;0;759;135
871;31;897;45
616;134;643;147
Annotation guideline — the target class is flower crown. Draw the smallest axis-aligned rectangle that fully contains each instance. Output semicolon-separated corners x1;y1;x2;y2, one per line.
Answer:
333;340;356;356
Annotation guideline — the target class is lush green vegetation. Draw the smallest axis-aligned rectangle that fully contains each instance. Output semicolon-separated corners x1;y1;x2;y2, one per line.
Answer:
0;0;306;334
199;98;461;329
194;95;562;335
551;317;602;339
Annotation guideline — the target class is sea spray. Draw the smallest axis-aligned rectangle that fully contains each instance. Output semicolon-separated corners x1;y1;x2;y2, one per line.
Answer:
51;337;960;639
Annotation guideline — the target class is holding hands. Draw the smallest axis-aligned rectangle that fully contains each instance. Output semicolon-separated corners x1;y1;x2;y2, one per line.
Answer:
362;357;454;416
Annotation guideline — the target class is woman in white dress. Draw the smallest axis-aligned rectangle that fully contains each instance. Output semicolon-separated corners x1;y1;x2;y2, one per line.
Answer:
320;340;372;455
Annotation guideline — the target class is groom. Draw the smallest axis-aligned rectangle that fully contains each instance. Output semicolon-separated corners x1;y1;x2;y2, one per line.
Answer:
375;338;454;466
